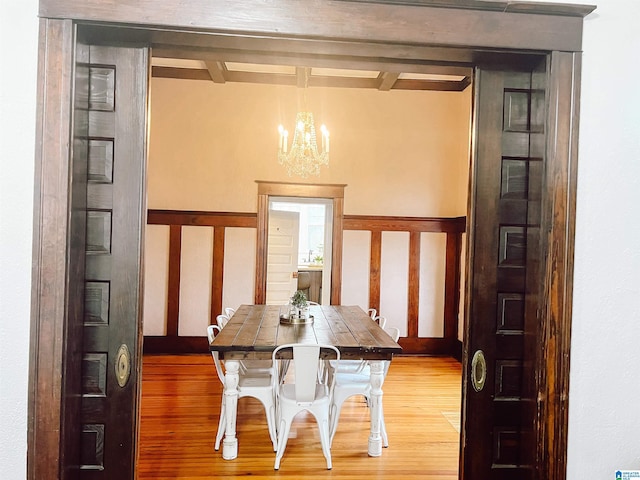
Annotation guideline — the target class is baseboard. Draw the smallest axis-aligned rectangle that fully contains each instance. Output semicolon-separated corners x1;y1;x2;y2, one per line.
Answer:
452;339;463;362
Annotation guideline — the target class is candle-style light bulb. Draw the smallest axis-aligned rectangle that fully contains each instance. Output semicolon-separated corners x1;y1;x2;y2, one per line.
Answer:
321;124;330;153
278;125;284;151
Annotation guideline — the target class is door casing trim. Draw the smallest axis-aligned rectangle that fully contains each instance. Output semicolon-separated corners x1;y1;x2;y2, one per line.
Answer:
29;2;589;478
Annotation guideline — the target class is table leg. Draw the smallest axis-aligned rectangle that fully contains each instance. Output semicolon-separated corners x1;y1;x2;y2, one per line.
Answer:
368;360;384;456
222;360;240;460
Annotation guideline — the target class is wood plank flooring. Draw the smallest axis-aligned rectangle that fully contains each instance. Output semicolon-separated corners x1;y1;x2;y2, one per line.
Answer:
137;355;461;479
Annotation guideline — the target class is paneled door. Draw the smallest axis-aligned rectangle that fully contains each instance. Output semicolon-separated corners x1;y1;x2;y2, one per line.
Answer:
73;44;149;478
266;209;300;304
461;65;546;479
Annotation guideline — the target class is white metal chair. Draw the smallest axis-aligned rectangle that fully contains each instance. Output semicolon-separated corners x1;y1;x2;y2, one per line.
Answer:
272;343;340;470
207;325;278;452
333;313;387;374
329;326;400;447
374;315;387;329
216;313;229;329
216;312;273;375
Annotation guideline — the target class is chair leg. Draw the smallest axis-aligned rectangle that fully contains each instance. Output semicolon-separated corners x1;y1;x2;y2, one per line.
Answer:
316;413;332;470
329;397;345;446
274;415;292;470
261;398;278;452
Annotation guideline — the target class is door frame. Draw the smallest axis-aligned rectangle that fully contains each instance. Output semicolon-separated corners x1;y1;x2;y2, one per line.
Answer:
29;1;593;479
255;181;345;305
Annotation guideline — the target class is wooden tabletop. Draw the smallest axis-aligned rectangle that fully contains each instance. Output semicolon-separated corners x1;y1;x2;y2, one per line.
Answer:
210;305;402;361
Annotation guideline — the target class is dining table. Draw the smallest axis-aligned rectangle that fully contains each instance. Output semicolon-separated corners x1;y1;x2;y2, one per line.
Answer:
209;304;403;460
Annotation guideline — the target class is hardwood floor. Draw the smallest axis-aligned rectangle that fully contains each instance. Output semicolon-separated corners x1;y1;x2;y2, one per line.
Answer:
137;354;461;479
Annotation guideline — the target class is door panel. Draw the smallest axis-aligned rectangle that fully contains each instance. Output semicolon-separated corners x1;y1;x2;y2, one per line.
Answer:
76;44;149;478
266;209;300;304
461;66;544;480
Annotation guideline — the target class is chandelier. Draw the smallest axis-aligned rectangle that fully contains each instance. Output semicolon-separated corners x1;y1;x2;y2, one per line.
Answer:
277;70;329;178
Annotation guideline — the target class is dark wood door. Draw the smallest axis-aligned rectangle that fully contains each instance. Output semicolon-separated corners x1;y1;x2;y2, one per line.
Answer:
73;44;149;478
461;65;546;480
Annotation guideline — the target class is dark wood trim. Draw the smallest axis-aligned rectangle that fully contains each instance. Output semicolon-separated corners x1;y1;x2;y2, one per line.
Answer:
204;60;226;83
344;215;466;232
143;336;209;354
147;209;257;228
211;226;225;326
254;194;269;304
40;0;592;52
407;231;421;338
398;336;453;355
345;215;466;355
393;77;471;92
331;197;344;305
166;225;182;337
341;0;595;17
256;180;346;199
28;17;75;480
152;65;210;81
369;231;382;313
444;232;463;342
536;50;582;480
452;339;463;363
378;71;399;91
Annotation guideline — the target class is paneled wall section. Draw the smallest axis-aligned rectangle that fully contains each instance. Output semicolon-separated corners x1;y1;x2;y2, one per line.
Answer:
143;210;465;355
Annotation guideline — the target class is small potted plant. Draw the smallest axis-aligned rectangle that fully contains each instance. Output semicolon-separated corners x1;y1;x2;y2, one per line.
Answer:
290;290;308;319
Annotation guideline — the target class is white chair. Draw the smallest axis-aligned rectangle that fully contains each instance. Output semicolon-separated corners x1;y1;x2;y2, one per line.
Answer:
329;326;400;448
224;307;236;318
207;325;278;452
216;313;229;329
272;343;340;470
333;314;386;375
374;315;387;329
216;312;274;375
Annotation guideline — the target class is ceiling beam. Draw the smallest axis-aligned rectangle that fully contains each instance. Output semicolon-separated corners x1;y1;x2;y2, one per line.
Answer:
204;60;227;83
151;66;471;92
296;67;310;88
377;72;399;91
152;46;475;78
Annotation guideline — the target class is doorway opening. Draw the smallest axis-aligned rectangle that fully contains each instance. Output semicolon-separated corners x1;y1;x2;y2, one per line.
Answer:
267;197;333;305
30;4;588;478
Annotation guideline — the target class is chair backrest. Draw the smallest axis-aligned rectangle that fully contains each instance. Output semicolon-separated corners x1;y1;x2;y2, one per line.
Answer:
273;343;340;404
216;314;229;329
224;307;236;318
384;326;400;343
206;325;225;383
375;315;387;329
367;308;377;319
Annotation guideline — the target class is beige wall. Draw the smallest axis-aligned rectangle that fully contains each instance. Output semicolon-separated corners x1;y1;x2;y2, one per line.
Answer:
145;76;471;336
148;78;471;216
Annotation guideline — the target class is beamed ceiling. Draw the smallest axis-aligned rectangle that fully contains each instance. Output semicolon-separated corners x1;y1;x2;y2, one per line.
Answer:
151;58;473;92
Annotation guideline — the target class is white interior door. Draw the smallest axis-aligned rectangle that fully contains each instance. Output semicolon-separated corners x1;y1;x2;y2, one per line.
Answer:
266;209;300;304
